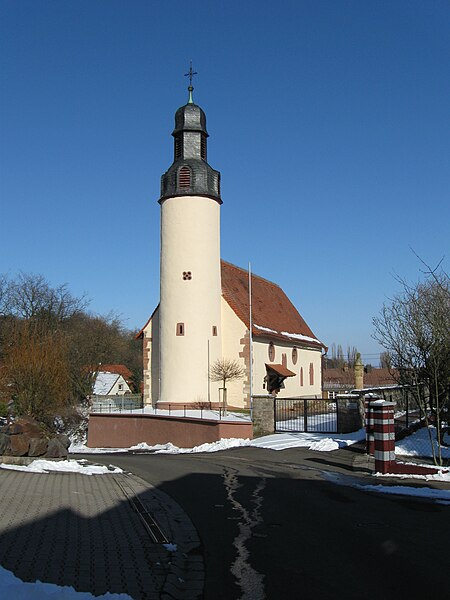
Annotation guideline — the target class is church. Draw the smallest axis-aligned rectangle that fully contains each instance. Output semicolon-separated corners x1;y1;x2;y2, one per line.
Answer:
138;76;326;409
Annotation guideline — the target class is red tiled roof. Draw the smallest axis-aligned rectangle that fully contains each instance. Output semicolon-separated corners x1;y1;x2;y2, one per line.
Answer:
98;364;133;382
323;367;397;389
221;260;325;350
266;363;296;377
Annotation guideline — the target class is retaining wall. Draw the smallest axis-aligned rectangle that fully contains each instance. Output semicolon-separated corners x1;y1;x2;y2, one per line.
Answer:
87;414;253;449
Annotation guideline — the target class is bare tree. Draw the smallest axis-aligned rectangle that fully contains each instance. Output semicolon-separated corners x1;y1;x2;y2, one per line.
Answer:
3;272;87;324
0;320;71;425
209;358;245;415
373;268;450;465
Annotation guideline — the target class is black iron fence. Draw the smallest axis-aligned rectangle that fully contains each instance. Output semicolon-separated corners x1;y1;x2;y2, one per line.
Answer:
90;394;143;413
275;397;338;433
90;398;248;421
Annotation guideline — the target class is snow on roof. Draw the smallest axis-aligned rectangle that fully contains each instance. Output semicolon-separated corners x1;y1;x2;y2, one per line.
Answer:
93;372;120;395
221;260;326;350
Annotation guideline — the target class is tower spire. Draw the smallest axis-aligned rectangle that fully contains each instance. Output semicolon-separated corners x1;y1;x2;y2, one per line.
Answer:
184;60;198;104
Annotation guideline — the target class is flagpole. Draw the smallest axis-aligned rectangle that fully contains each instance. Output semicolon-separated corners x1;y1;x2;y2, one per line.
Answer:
249;262;253;419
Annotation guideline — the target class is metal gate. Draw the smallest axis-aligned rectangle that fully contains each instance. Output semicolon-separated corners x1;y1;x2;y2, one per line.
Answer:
275;397;338;433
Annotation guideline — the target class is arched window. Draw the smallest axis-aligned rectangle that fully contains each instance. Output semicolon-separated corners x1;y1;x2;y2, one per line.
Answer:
292;347;298;365
268;342;275;362
178;166;191;189
300;367;304;387
309;362;314;386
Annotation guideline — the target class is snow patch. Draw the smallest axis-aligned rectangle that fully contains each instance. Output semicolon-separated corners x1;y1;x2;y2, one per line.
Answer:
0;459;123;475
0;564;132;599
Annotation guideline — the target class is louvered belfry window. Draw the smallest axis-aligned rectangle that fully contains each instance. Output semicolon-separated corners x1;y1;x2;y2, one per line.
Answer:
178;166;191;188
201;135;206;160
175;137;182;160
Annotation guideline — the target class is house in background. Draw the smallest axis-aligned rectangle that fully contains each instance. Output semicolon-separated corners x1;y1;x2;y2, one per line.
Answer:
323;365;397;396
96;364;134;390
92;371;132;396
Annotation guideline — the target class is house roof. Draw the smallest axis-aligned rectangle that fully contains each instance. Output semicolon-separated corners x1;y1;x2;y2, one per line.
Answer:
266;363;296;377
221;260;325;350
323;367;397;390
98;364;133;382
93;372;120;395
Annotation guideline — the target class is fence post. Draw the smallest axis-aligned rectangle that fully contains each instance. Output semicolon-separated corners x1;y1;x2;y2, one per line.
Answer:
304;398;308;432
405;390;409;429
371;400;396;474
365;396;375;455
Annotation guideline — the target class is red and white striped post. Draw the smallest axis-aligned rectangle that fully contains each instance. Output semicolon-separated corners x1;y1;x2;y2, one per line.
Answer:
371;400;395;474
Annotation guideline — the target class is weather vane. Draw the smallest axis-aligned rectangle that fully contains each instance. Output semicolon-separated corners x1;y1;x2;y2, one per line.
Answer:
184;60;197;103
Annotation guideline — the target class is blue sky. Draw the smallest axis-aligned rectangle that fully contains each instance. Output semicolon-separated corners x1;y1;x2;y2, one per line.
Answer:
1;0;449;364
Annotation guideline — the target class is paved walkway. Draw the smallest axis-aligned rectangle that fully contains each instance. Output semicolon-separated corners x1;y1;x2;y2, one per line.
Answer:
0;468;203;599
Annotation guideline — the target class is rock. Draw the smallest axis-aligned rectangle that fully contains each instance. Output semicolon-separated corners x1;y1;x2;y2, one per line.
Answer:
10;434;30;456
56;434;70;449
7;423;23;435
29;438;48;457
17;418;45;439
46;438;68;459
0;432;10;455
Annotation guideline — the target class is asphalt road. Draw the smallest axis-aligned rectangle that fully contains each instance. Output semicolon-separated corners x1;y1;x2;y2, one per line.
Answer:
83;447;450;600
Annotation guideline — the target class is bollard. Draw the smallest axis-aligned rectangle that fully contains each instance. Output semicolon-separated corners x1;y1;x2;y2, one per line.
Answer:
371;400;395;474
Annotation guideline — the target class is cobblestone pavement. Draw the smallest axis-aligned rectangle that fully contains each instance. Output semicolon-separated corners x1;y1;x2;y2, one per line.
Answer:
0;468;204;599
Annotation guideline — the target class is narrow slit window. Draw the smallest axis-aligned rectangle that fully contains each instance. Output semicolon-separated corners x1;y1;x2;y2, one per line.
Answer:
201;135;207;160
176;323;185;336
300;367;304;387
175;137;183;160
178;166;191;188
212;326;217;336
309;362;314;386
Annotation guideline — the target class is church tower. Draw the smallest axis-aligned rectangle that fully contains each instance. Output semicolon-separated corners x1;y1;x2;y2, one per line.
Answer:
158;72;222;404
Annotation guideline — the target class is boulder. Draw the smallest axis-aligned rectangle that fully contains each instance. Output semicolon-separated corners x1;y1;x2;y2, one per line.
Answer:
10;434;30;456
46;438;68;459
17;418;46;439
56;434;70;450
7;423;24;435
29;438;49;457
0;432;10;455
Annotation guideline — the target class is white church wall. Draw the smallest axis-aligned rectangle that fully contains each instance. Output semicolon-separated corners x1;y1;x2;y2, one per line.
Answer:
252;339;323;398
220;297;248;408
142;309;160;407
159;196;222;404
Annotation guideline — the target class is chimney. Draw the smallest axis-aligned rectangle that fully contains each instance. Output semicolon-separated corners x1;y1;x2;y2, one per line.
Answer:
354;353;364;390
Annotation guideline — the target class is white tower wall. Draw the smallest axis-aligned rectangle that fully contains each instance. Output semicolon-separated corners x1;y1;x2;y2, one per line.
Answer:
159;195;222;404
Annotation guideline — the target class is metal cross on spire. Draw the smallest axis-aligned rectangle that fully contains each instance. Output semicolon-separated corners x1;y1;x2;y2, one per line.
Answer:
184;61;198;104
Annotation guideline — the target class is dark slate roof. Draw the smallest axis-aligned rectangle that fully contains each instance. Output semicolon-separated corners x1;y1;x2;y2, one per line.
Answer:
221;260;325;350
